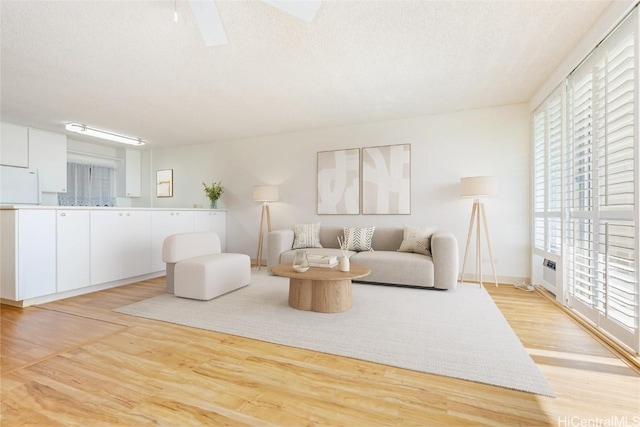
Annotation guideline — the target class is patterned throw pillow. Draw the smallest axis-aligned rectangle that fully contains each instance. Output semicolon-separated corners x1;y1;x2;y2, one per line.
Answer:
292;222;323;249
343;226;376;252
398;225;435;256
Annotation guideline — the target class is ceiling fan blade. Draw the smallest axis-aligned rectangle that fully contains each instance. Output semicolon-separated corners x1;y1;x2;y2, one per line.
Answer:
262;0;321;22
189;0;228;47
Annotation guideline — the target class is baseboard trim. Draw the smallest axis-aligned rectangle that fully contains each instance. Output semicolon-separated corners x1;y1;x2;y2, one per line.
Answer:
534;287;640;374
1;272;165;308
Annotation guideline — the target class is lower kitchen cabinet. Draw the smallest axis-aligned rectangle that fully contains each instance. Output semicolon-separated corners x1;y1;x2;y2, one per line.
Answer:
194;210;227;251
90;210;152;285
0;209;56;300
151;210;195;272
57;210;91;292
1;207;225;304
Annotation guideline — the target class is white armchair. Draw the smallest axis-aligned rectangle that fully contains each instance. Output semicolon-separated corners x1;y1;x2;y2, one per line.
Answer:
162;232;250;300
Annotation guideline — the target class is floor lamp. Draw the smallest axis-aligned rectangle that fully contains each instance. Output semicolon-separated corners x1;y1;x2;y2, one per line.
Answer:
253;185;279;270
459;176;498;287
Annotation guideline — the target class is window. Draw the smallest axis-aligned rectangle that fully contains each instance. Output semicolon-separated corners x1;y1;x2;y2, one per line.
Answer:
532;85;563;256
565;11;638;352
534;8;639;353
58;162;116;206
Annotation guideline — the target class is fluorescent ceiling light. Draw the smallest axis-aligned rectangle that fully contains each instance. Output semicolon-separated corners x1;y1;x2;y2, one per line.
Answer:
65;123;146;146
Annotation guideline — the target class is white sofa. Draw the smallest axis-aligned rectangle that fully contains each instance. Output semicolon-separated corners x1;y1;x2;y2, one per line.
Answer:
267;226;459;290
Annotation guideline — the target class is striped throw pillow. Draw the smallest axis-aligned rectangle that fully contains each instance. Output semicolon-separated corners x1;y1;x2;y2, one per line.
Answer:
343;226;376;252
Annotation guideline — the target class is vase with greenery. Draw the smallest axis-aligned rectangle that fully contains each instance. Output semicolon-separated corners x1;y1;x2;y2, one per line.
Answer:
202;181;224;209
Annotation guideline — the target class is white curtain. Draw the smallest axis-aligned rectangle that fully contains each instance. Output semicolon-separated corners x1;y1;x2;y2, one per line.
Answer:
58;162;116;206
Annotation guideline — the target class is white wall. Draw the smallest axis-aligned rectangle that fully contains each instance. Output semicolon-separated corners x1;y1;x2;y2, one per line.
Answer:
150;103;531;284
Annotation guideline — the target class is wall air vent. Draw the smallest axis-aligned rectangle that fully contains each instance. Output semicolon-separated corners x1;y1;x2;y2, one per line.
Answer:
543;258;557;288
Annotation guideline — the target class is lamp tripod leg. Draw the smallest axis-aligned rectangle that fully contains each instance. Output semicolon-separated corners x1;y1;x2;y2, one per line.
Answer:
460;202;478;283
266;203;272;232
256;205;266;270
480;203;498;287
476;201;482;287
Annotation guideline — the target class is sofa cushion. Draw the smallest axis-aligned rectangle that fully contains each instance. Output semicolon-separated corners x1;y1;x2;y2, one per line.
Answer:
344;226;376;251
292;222;322;249
319;227;343;248
351;251;434;287
370;227;404;251
398;225;435;256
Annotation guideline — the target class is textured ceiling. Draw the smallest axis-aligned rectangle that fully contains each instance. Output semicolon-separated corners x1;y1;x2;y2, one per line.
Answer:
1;0;611;149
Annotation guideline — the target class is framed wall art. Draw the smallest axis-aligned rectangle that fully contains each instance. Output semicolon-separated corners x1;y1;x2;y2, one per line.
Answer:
156;169;173;197
362;144;411;214
317;148;360;214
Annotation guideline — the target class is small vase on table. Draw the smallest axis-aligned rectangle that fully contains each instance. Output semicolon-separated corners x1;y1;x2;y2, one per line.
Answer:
339;256;350;272
337;236;350;272
210;199;218;209
293;250;310;273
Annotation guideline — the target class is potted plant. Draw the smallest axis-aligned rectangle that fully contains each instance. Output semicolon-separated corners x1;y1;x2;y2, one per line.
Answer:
202;181;224;209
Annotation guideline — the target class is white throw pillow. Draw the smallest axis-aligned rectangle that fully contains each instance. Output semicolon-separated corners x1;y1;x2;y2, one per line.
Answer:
343;226;376;252
398;225;434;256
292;222;322;249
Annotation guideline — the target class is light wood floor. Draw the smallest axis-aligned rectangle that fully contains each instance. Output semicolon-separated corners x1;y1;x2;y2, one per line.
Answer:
1;276;638;426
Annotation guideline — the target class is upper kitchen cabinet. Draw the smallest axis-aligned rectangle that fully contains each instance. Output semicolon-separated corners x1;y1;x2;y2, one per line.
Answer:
28;128;68;193
0;122;29;168
117;148;141;197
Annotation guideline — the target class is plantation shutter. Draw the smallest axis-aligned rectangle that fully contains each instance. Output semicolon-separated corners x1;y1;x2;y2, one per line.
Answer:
532;86;563;256
533;110;546;251
595;18;637;333
566;54;595;307
548;95;563;255
565;11;638;351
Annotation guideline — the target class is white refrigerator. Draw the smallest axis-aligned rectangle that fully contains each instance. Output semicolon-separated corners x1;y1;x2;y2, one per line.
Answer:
0;165;40;204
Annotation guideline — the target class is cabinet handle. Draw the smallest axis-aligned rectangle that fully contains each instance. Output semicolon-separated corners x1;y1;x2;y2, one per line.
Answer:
170;213;174;216
60;213;66;217
176;212;179;216
62;188;66;192
119;213;123;216
126;212;130;216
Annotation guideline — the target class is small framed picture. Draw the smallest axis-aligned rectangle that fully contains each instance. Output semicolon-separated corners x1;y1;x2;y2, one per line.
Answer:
156;169;173;197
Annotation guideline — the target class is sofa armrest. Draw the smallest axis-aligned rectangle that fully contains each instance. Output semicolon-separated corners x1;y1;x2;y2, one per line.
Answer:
431;231;459;290
267;229;294;272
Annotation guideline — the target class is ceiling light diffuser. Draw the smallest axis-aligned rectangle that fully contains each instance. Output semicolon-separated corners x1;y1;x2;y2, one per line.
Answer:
65;123;146;146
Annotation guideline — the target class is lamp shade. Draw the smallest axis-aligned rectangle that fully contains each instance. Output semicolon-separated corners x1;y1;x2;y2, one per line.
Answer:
460;176;498;198
253;185;279;202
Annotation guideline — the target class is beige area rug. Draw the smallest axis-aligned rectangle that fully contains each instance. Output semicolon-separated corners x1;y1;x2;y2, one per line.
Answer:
115;271;554;397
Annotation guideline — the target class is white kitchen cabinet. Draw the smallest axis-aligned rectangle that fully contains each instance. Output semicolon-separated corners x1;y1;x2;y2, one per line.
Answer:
57;210;90;292
0;122;29;168
0;209;56;300
150;210;194;272
90;210;151;285
194;210;226;251
117;148;141;197
28;128;68;193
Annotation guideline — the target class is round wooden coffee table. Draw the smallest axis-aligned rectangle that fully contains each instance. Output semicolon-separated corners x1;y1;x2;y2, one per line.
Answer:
271;263;371;313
